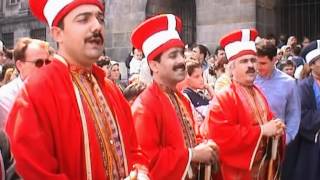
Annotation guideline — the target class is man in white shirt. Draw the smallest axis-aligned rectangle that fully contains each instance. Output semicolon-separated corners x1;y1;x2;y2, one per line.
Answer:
0;37;50;127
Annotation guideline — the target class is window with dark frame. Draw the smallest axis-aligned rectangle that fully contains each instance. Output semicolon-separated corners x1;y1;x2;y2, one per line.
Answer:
145;0;196;45
9;0;19;5
278;0;320;41
30;28;46;41
1;32;14;49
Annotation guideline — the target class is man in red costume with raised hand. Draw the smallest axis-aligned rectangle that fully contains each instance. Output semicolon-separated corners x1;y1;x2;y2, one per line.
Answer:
208;29;286;180
6;0;149;179
131;14;219;180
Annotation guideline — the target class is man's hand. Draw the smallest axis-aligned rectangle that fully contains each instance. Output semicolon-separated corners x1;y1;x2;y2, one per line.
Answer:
261;119;286;137
124;164;149;180
191;140;218;165
204;83;215;99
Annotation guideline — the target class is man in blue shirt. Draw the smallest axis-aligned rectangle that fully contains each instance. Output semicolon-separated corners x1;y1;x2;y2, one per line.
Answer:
255;40;301;144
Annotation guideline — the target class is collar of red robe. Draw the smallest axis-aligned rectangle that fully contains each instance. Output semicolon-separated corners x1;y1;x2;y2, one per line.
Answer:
53;54;106;83
68;64;92;76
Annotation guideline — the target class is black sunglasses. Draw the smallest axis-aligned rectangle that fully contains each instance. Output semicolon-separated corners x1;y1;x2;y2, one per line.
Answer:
24;58;51;68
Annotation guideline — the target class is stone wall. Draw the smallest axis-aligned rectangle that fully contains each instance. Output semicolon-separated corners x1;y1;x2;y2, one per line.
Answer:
0;16;45;45
0;0;262;60
256;0;279;37
104;0;147;62
0;0;45;48
105;0;258;60
196;0;256;52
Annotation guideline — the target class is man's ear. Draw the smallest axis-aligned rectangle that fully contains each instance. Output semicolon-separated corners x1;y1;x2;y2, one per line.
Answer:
272;56;278;64
50;26;63;44
309;63;314;70
149;60;159;74
15;60;23;72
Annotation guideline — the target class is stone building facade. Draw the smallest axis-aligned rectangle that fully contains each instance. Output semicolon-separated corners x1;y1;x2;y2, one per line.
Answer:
0;0;48;49
0;0;319;62
104;0;264;61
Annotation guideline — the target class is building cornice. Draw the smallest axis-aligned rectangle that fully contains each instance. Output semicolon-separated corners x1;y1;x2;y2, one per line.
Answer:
0;14;40;25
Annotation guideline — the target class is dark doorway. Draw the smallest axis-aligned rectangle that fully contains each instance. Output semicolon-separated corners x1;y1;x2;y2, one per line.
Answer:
277;0;320;41
145;0;196;45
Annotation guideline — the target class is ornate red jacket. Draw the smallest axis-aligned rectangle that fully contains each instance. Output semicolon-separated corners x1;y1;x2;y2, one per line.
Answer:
208;82;284;180
132;82;197;180
6;59;147;180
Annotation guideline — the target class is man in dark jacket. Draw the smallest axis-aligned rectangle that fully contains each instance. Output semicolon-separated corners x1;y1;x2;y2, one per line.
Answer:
282;40;320;180
0;130;20;179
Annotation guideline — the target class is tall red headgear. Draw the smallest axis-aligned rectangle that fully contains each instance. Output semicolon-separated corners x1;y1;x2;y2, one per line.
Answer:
131;14;184;61
28;0;104;27
220;28;258;61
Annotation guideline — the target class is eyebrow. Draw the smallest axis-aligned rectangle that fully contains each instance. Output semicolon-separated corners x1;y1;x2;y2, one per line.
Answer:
239;58;256;63
74;12;91;19
239;59;247;63
169;49;184;56
74;11;104;20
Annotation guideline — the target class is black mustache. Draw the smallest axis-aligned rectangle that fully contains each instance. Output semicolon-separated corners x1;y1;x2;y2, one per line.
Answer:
173;63;186;71
85;32;104;43
246;67;256;74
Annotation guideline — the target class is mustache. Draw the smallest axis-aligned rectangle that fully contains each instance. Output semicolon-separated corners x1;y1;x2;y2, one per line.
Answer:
173;63;186;71
246;67;256;74
85;32;104;43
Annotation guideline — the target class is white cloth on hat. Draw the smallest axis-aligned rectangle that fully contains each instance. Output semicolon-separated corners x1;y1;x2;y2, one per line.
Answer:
142;14;179;59
241;29;250;41
131;14;184;61
305;40;320;64
224;41;256;60
44;0;73;27
221;29;257;61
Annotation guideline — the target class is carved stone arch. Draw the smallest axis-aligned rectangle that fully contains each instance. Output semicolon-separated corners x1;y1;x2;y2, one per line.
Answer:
145;0;196;45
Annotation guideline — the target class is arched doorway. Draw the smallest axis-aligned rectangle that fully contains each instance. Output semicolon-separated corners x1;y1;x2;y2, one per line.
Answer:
145;0;196;45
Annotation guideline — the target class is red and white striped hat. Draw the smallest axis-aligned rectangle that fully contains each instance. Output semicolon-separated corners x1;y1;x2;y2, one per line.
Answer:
29;0;104;27
131;14;184;61
220;29;258;61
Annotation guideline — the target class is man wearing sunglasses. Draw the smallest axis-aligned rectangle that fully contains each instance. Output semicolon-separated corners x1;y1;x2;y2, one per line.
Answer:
0;37;50;128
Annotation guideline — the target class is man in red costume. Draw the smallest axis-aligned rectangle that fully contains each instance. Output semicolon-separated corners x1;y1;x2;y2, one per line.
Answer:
131;14;218;180
208;29;286;180
5;0;149;179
